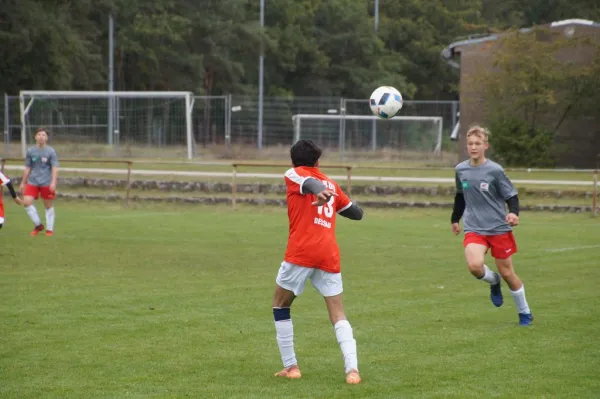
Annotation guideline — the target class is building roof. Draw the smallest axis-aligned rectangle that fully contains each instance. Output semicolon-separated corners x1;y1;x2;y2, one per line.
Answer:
441;19;600;69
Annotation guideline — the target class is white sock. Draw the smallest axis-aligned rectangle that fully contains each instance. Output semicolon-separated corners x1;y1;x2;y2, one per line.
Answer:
25;205;41;226
479;264;500;284
510;285;531;314
334;319;358;373
275;319;297;368
45;207;55;231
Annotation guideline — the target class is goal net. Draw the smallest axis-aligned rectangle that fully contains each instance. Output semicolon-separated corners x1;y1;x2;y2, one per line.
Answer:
19;91;195;159
292;114;443;158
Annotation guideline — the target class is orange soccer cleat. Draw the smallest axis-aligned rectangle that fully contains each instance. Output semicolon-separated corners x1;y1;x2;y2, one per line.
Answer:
345;369;361;385
45;230;53;237
274;365;302;379
30;224;44;236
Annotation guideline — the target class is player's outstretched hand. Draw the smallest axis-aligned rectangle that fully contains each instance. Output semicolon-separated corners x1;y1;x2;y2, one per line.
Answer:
451;222;461;235
13;196;23;206
312;190;338;206
506;213;519;226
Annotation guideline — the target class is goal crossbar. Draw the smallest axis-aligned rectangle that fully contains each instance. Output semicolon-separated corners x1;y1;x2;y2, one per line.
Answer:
19;91;194;98
18;90;195;159
291;114;443;154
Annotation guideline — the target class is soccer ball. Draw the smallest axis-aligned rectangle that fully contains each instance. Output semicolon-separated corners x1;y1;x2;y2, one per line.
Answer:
369;86;403;119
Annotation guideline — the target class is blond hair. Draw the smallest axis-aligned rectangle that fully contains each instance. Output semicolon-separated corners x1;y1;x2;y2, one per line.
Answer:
466;125;490;142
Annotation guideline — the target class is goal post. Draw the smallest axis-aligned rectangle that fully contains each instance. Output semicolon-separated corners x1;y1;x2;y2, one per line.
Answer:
19;91;195;159
292;114;443;156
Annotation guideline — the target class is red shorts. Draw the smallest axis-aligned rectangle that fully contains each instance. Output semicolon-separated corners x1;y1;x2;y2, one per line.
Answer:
464;232;517;259
24;184;56;200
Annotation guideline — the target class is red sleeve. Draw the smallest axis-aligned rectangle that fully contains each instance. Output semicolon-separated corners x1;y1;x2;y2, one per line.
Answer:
284;167;309;195
335;183;352;213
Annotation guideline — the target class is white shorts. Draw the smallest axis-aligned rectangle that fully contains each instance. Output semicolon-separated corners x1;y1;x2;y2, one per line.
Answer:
276;261;343;297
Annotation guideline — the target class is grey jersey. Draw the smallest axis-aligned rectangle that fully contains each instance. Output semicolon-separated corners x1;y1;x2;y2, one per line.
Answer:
25;146;59;186
455;159;517;235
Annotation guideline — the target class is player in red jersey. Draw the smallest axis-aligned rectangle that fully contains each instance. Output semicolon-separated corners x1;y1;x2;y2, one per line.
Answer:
0;171;24;228
272;140;364;384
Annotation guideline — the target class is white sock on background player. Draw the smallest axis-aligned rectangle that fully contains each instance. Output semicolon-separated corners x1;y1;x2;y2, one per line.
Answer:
510;285;531;314
480;264;500;284
25;205;41;226
45;207;55;231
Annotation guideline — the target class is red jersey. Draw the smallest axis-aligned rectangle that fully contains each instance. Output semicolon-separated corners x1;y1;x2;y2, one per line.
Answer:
283;166;352;273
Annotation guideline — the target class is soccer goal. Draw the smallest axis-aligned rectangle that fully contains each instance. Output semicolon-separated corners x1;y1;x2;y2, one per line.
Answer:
291;114;443;156
19;91;195;159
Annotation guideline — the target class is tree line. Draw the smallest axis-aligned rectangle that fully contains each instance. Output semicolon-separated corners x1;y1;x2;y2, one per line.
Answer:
1;0;598;100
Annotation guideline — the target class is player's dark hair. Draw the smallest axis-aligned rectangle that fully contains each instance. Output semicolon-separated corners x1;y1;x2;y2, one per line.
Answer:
35;127;51;136
290;140;322;167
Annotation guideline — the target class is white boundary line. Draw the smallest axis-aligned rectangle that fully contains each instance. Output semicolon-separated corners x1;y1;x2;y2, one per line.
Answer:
2;165;594;186
544;245;600;253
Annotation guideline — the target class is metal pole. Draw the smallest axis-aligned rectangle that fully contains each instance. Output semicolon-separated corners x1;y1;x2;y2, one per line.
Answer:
108;13;114;145
257;0;264;150
4;93;9;157
374;0;379;32
339;98;346;161
451;100;458;135
19;93;26;158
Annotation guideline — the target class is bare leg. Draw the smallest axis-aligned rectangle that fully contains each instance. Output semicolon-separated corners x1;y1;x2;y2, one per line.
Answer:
465;243;503;307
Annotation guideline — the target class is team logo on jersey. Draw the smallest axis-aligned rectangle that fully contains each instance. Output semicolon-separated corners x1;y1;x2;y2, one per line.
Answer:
480;182;489;191
461;181;470;189
41;157;48;163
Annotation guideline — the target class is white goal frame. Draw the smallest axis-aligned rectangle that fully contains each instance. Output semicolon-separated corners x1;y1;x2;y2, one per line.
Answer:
19;90;195;159
291;114;443;155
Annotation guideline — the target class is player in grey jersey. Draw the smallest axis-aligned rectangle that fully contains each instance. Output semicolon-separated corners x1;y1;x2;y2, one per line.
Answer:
20;128;60;237
451;125;533;326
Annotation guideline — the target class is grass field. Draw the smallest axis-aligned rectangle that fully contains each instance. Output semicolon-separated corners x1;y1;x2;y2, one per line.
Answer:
1;202;600;398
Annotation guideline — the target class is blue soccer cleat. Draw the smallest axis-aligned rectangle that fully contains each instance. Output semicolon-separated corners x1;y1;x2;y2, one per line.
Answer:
490;273;503;307
518;313;533;326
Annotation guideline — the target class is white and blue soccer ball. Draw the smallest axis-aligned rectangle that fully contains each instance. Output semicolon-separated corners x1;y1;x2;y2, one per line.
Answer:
369;86;403;119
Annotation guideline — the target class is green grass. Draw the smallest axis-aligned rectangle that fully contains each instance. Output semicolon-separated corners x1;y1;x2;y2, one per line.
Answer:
1;203;599;398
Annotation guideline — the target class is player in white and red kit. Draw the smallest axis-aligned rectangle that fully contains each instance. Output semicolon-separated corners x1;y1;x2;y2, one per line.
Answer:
0;171;24;227
271;140;364;384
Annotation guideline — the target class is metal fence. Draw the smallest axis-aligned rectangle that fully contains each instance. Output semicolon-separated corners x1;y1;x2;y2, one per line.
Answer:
1;93;459;160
